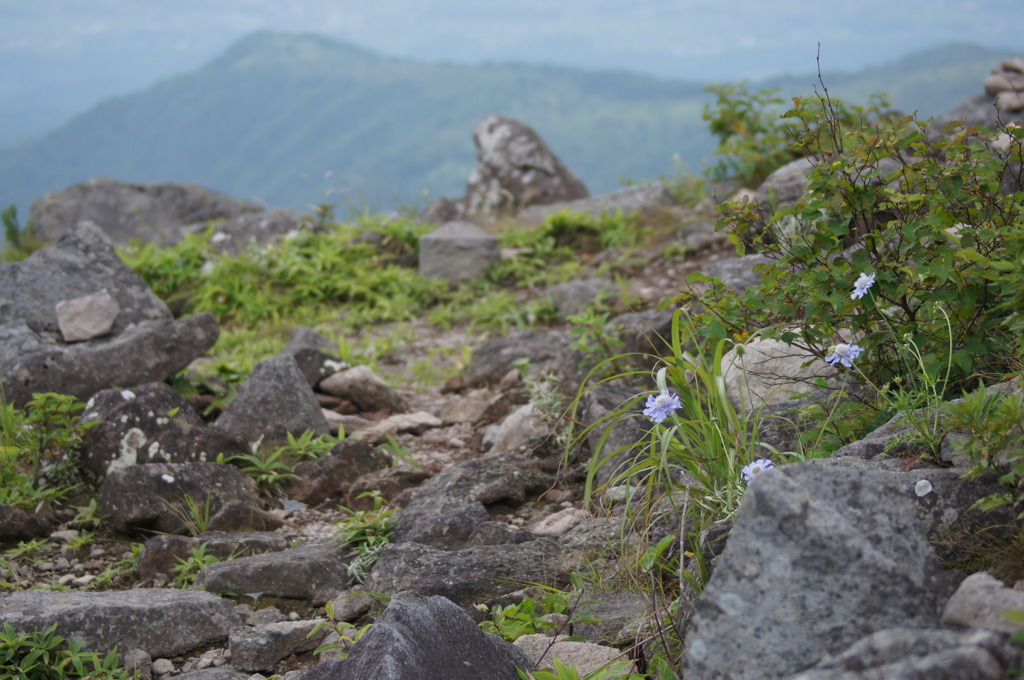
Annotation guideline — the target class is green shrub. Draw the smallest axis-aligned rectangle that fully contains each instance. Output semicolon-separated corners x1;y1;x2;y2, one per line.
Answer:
0;623;138;679
702;81;889;187
688;94;1024;394
0;393;96;509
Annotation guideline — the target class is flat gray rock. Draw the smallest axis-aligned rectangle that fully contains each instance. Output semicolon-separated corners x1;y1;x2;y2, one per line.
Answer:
195;544;353;605
0;589;237;658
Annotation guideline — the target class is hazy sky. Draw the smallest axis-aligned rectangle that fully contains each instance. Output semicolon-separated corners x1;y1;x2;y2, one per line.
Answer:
1;1;1021;145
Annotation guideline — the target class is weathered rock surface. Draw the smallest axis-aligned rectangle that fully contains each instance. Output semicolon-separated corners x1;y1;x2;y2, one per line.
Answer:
580;382;648;488
754;156;815;220
683;462;954;680
29;178;261;244
303;592;533;680
195;544;352;605
783;628;1019;680
0;314;219;408
230;619;327;673
721;335;826;409
569;590;649;645
705;253;772;294
462;329;571;388
0;221;218;406
0;589;237;658
941;571;1024;635
464;115;588;216
0;504;52;541
79;382;249;478
208;207;310;255
390;455;553;549
214;354;329;446
543;278;614;320
515;634;636;676
418;221;501;282
318;365;407;413
281;439;392;506
96;462;263;535
350;411;443;444
368;540;567;607
489;404;553;455
137;532;291;582
0;221;170;335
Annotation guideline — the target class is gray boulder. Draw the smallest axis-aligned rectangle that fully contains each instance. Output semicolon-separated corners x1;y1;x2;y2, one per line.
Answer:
683;461;954;680
418;221;500;282
705;253;772;295
0;589;238;658
0;221;169;335
79;382;250;478
463;329;571;388
515;634;636;677
29;177;261;244
754;156;815;220
96;462;263;535
941;571;1024;635
0;314;218;408
137;532;291;582
367;540;567;608
230;619;327;673
214;354;329;447
543;278;614;320
489;404;554;455
464;115;588;216
205;207;310;255
195;544;352;605
784;628;1019;680
318;365;408;413
302;592;533;680
391;455;553;549
280;439;392;506
0;504;52;541
0;220;219;407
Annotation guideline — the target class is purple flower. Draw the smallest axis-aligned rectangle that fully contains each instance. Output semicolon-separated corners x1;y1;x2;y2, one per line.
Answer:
824;343;865;369
643;390;681;424
850;272;876;300
742;458;775;483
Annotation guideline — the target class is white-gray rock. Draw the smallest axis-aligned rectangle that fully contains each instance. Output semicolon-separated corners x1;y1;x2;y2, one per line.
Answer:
941;571;1024;634
56;289;120;342
514;634;635;677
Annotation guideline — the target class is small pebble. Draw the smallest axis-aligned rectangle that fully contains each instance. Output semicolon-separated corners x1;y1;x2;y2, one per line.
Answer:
151;658;175;675
71;574;95;587
58;574;76;586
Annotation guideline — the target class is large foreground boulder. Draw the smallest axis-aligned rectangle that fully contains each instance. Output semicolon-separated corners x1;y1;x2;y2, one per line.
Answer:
0;220;171;335
464;115;588;216
0;222;218;407
302;592;533;680
683;461;955;680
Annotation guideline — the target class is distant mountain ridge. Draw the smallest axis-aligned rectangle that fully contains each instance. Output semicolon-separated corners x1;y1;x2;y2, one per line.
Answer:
0;33;1015;221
